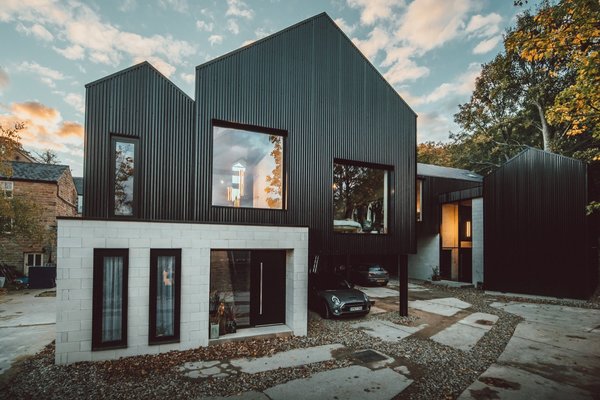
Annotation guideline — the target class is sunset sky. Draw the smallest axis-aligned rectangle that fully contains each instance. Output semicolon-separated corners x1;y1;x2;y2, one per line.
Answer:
0;0;540;176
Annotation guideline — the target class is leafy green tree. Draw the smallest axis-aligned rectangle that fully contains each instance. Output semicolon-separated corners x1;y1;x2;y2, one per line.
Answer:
417;142;454;167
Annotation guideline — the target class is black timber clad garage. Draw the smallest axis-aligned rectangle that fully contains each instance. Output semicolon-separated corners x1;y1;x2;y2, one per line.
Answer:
83;13;416;260
484;148;598;299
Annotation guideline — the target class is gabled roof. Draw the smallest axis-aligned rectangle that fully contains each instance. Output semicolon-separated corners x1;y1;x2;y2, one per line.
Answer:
1;161;69;182
417;163;482;182
196;12;416;116
73;177;83;194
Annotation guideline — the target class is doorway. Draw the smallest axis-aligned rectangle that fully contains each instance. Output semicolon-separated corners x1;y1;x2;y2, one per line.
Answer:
440;200;473;283
210;250;286;329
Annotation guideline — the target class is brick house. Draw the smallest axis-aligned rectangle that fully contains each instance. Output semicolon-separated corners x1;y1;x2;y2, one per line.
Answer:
0;162;78;275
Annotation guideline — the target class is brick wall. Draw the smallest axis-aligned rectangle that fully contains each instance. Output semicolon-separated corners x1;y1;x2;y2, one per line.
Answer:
0;172;78;273
55;219;308;364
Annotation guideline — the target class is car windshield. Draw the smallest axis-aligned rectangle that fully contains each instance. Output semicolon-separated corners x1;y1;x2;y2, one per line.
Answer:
316;275;352;290
369;266;385;272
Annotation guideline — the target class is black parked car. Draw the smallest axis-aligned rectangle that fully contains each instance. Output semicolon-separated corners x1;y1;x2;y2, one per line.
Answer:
308;274;371;319
348;264;389;286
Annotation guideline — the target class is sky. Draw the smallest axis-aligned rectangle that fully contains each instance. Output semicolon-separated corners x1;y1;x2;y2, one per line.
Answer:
0;0;541;177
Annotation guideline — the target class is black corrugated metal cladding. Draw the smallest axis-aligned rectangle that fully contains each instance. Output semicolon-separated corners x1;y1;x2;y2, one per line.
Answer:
483;148;596;299
83;13;416;257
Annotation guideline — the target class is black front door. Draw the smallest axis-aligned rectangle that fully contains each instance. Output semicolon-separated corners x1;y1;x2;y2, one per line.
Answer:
250;250;286;326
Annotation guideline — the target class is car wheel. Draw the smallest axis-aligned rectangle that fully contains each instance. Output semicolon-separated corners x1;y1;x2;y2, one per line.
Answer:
321;301;331;319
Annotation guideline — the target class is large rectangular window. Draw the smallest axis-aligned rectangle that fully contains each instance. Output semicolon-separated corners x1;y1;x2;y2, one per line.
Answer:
212;122;285;209
149;249;181;344
333;160;389;234
92;249;128;350
112;137;138;217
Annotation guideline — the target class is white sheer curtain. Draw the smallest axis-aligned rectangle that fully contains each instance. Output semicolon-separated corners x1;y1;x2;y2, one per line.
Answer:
156;255;175;337
102;256;123;342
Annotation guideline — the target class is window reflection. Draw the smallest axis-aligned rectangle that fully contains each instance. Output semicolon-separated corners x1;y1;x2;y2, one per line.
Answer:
114;141;135;216
332;162;388;234
212;125;284;209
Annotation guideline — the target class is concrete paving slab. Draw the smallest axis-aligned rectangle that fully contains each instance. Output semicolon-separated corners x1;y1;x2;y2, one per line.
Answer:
352;319;426;342
511;321;600;356
264;365;413;400
458;363;593;400
408;297;471;317
350;349;395;369
431;280;474;289
458;312;499;330
0;290;56;375
229;344;344;374
199;391;270;400
430;323;486;352
408;283;430;292
356;286;399;298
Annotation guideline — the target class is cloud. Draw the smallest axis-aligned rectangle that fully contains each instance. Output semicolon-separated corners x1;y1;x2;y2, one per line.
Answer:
17;61;64;88
347;0;404;25
132;56;176;77
119;0;137;12
180;72;195;84
196;20;214;32
56;121;83;138
53;44;85;60
466;13;502;38
11;101;60;123
473;35;501;54
209;35;223;46
395;0;473;54
407;63;481;106
16;22;54;41
417;111;453;142
352;26;390;60
383;55;430;84
334;18;356;35
64;93;84;114
227;19;240;35
3;1;196;73
159;0;188;13
226;0;254;19
0;67;9;91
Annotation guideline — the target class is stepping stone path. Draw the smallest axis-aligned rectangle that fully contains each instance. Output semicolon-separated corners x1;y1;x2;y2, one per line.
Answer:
408;297;471;316
352;319;427;341
180;344;344;378
263;365;413;400
431;312;499;351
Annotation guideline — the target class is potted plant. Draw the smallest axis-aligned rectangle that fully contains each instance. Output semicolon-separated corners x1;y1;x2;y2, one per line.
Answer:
209;291;221;339
431;266;441;281
224;303;237;334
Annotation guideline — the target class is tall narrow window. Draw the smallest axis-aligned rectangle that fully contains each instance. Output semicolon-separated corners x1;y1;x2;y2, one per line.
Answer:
93;249;128;350
212;121;285;209
149;249;181;344
112;137;138;217
0;181;13;199
417;179;423;222
332;160;390;234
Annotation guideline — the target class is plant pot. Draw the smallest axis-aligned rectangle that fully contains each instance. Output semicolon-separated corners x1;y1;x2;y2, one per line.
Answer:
209;323;220;339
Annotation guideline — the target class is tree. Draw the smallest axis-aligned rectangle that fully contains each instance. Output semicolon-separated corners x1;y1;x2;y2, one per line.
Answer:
417;142;454;166
36;149;60;165
265;135;283;209
507;0;600;161
0;122;24;176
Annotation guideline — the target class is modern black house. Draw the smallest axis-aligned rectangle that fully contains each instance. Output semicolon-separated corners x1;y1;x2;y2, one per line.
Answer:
55;13;416;364
484;148;598;299
408;163;483;284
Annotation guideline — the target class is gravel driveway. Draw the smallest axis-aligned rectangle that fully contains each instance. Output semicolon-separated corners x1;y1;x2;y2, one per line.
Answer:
1;283;597;400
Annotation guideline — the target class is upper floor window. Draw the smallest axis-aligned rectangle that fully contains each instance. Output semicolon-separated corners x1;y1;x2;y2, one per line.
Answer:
212;122;285;209
112;137;138;217
1;181;13;199
417;179;423;222
333;160;389;234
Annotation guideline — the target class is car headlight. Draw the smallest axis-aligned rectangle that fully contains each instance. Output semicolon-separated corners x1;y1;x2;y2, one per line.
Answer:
331;295;341;306
363;293;370;302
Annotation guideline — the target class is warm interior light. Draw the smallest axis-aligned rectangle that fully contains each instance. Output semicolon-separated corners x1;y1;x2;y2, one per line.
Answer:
239;169;245;196
465;220;472;238
227;186;232;202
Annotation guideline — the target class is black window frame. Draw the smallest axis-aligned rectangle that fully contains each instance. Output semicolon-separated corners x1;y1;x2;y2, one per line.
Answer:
110;135;140;219
92;248;129;351
211;119;288;211
148;249;182;345
332;158;393;235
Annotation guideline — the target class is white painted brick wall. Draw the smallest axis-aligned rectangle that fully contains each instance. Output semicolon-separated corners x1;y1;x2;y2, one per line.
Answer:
471;197;484;286
56;219;309;365
408;233;440;280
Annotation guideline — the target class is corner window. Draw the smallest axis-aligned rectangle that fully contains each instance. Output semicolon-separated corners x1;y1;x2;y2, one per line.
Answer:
149;249;181;344
333;160;389;234
112;137;138;217
93;249;128;350
417;179;423;222
1;181;13;199
25;253;43;267
212;122;285;209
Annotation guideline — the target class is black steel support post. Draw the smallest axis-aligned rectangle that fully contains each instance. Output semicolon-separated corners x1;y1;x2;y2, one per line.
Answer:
398;254;408;316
